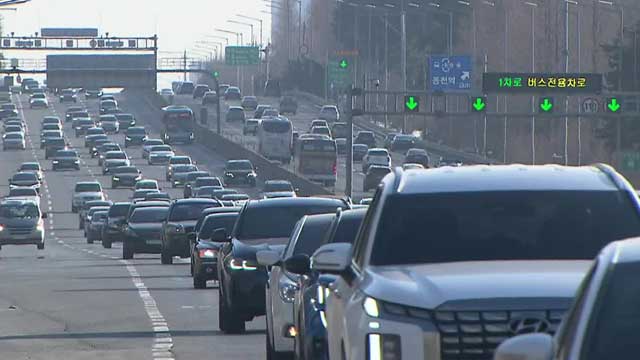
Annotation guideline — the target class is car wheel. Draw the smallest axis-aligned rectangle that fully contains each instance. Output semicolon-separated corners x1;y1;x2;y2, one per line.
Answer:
37;242;44;250
161;248;173;264
102;237;112;249
87;236;93;244
123;241;134;259
218;289;246;333
193;275;206;289
71;205;77;213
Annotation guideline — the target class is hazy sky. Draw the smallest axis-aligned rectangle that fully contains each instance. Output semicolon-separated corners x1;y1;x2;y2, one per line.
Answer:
1;0;272;57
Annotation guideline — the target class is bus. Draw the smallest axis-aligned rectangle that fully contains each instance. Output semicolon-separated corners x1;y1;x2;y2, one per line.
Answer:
295;137;337;187
257;117;293;163
161;105;194;144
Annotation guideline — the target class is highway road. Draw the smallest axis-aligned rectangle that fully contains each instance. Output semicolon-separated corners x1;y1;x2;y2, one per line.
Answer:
171;91;408;201
0;90;266;360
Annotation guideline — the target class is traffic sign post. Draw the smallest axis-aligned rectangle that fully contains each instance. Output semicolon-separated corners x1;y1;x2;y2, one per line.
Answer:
404;96;420;113
225;46;260;66
327;57;352;95
429;55;472;92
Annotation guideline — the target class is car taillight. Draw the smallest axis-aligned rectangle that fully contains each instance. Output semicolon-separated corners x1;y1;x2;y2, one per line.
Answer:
199;249;217;258
333;163;337;175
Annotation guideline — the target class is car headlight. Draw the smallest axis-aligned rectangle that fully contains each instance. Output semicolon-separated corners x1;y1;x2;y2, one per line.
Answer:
134;176;142;181
125;137;132;141
363;297;379;318
247;172;256;178
0;224;4;232
228;258;257;271
225;172;234;177
52;160;59;164
279;278;299;303
198;249;216;258
36;219;44;231
113;176;120;181
74;159;79;164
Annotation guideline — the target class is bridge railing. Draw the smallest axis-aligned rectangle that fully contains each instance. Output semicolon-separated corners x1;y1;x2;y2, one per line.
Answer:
0;57;208;72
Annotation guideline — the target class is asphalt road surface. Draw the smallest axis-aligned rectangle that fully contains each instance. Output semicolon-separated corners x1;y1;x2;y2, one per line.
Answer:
0;90;266;360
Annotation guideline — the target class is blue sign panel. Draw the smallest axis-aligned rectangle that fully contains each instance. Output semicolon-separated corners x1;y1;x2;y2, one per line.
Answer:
429;55;472;92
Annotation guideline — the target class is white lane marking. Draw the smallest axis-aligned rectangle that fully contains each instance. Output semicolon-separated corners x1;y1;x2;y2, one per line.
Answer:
123;261;175;360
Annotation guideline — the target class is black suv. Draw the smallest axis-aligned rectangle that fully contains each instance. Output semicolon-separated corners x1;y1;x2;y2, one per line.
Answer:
44;138;66;159
102;202;131;248
223;159;257;187
214;197;349;333
124;126;148;147
160;198;221;264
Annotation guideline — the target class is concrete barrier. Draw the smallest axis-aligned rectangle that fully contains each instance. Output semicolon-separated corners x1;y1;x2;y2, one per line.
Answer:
148;92;332;197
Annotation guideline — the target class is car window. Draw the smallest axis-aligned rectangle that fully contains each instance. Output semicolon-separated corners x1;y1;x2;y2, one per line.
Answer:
108;204;130;217
292;215;333;256
370;191;640;266
13;173;38;181
169;202;219;222
264;182;293;192
129;207;168;223
0;203;39;219
200;214;239;238
75;183;101;192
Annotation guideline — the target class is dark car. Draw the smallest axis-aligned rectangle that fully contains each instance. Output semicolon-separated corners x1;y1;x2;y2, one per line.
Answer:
86;211;108;243
115;113;136;130
44;138;67;159
225;106;246;122
124;126;148;147
223;160;257;187
74;118;96;137
287;208;367;360
264;79;281;97
84;134;108;149
352;143;368;161
51;149;80;171
241;96;258;110
390;134;418;152
363;165;392;191
84;89;103;99
185;177;224;198
122;206;170;259
94;142;121;160
160;198;222;264
218;84;230;95
202;91;218;105
101;202;131;248
59;88;77;103
181;171;211;195
192;84;210;99
40;130;62;149
111;166;142;188
215;197;349;333
79;200;113;231
279;96;298;115
254;104;271;119
191;212;240;288
224;86;242;101
9;172;40;193
144;192;171;202
170;165;200;188
177;81;195;95
383;133;398;149
354;130;376;148
66;110;90;124
404;148;430;167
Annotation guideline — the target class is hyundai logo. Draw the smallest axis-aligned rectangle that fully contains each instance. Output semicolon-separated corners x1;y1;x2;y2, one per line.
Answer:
509;317;551;335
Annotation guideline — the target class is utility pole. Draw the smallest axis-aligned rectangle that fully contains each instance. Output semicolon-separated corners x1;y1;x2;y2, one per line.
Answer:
400;0;407;133
183;50;187;81
345;85;363;198
526;1;537;165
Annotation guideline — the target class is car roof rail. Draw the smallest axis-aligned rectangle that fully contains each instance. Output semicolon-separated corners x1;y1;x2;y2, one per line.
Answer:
392;166;404;192
594;163;632;191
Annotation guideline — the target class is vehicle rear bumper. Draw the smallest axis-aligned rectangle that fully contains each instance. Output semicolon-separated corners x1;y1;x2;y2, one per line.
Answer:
229;271;268;316
194;257;218;280
126;237;162;253
0;231;44;245
164;234;190;257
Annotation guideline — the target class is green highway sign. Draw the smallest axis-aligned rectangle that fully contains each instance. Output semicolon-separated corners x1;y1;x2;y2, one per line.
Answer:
622;152;640;171
404;95;420;113
225;46;260;66
471;96;486;112
328;58;352;89
606;97;621;113
539;97;554;113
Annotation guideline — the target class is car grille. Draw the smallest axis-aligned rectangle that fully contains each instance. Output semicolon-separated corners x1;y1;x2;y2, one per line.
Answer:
8;226;34;235
432;309;564;360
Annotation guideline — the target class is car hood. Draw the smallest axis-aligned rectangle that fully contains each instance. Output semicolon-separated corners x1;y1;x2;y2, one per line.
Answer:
231;238;290;261
75;192;102;199
150;151;174;157
263;191;296;198
362;261;591;310
105;159;129;166
0;218;38;227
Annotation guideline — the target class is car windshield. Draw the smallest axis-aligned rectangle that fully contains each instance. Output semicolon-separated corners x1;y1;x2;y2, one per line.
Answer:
292;216;334;256
116;114;134;121
151;145;172;152
227;161;252;170
370;191;640;266
170;157;190;165
130;207;168;223
368;150;388;157
144;140;164;146
127;128;146;135
200;214;239;238
20;164;40;171
0;203;39;218
236;203;345;241
91;212;108;222
174;165;198;173
133;190;157;198
169;202;219;222
75;183;100;192
195;178;221;187
106;152;126;159
5;133;23;139
264;182;293;192
101;116;117;122
108;204;130;217
13;173;37;181
56;151;77;157
112;167;138;174
187;172;209;181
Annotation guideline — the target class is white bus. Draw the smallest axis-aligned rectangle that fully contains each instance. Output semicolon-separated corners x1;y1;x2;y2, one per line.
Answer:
257;117;293;163
295;137;337;187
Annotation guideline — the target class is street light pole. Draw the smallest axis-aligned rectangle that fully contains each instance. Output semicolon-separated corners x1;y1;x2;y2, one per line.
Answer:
228;20;254;45
236;14;264;46
400;0;407;133
525;1;538;165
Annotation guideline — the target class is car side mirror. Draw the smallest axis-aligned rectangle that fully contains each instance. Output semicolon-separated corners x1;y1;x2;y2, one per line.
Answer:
494;333;553;360
210;228;230;242
311;243;353;274
187;233;196;242
256;250;282;267
284;254;311;275
41;212;48;219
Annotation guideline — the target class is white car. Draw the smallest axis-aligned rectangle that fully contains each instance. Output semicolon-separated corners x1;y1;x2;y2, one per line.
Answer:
147;145;175;165
7;186;41;206
141;139;165;159
134;179;160;191
318;105;339;122
362;148;391;172
3;132;26;150
71;181;105;213
257;213;335;359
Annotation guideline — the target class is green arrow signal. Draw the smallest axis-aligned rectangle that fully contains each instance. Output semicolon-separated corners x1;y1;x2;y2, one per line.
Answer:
212;71;220;78
339;59;348;69
608;98;621;112
540;98;553;112
472;97;486;111
405;96;418;111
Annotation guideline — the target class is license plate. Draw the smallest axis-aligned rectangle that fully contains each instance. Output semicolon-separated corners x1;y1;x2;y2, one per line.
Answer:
146;239;161;245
